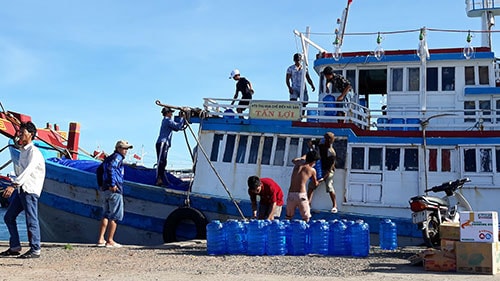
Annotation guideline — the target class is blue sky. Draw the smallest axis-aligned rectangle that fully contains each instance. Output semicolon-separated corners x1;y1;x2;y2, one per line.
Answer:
0;0;493;170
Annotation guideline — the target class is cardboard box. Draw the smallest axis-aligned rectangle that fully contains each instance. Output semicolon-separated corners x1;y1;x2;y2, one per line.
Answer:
423;248;456;272
440;222;460;241
459;211;499;243
456;241;500;275
440;239;456;253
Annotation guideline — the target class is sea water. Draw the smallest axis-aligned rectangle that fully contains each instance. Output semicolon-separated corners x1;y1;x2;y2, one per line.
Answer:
0;207;28;241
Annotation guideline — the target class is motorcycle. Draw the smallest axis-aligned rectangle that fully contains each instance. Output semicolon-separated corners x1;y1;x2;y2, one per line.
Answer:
409;178;472;247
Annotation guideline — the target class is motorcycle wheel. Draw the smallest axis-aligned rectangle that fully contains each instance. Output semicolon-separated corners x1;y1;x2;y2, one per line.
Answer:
422;214;440;248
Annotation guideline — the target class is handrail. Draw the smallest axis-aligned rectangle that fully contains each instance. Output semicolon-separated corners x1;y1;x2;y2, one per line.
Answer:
202;97;500;132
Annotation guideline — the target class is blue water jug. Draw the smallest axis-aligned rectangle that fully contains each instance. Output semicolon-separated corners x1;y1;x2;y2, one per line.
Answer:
342;219;354;256
315;159;323;180
283;220;292;254
379;219;398;250
246;220;267;256
328;220;348;256
206;220;225;255
224;219;246;255
350;220;370;257
266;220;287;256
289;220;309;256
309;220;329;255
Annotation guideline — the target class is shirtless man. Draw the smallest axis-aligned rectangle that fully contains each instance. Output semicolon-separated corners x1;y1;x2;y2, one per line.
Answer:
286;150;321;222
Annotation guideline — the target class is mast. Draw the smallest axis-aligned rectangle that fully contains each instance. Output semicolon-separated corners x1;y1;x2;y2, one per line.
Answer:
465;0;500;48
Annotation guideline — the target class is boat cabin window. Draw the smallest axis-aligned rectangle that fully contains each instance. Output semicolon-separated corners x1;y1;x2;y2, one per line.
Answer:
351;147;364;169
479;66;489;85
404;148;418;171
426;67;438;91
346;69;356;92
465;65;489;86
428;148;452;172
408;67;420;91
442;67;455;91
273;137;286;166
385;148;400;171
465;66;475;85
369;148;383;171
210;134;224;162
248;136;260;164
358;69;387;95
236;135;248;163
464;99;493;124
351;146;416;171
496;148;500;172
261;136;273;165
209;134;346;168
464;148;493;173
391;68;403;92
223;135;236;162
287;138;300;167
497;100;500;122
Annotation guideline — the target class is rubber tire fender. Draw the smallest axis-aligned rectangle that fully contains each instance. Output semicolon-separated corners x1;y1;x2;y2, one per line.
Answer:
163;206;208;243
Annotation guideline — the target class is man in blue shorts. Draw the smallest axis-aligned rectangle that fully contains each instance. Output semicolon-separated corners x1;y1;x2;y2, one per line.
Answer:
96;140;133;248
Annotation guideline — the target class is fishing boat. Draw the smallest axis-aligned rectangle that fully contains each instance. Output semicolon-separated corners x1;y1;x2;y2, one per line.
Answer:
2;0;500;245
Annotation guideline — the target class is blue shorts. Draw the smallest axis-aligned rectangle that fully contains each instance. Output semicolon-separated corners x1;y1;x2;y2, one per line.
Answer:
102;191;124;221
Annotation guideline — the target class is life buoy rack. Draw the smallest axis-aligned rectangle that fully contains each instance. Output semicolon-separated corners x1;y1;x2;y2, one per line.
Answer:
163;206;208;243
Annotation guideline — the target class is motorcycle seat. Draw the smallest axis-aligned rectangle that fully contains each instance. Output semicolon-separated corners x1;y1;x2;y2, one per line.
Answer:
423;196;448;206
411;195;448;207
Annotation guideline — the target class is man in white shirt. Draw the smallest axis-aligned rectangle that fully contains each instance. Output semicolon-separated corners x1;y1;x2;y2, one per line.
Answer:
286;53;315;103
1;121;45;259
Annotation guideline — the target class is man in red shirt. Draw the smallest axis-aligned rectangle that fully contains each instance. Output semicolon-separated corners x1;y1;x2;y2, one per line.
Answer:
247;176;284;220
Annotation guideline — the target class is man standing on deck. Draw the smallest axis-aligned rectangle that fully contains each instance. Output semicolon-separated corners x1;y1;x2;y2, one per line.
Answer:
1;121;45;259
285;150;321;222
286;53;315;105
230;69;254;115
322;66;353;117
96;140;133;248
247;176;284;220
155;107;186;187
307;132;338;213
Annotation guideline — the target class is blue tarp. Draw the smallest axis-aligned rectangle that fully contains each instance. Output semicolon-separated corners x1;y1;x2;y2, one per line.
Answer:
47;158;189;191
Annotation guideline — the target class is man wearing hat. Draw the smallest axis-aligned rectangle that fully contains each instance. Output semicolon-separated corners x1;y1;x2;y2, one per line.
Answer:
155;107;186;186
229;69;254;115
96;139;133;248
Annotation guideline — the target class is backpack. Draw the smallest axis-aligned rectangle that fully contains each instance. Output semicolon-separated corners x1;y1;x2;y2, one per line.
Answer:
96;162;104;188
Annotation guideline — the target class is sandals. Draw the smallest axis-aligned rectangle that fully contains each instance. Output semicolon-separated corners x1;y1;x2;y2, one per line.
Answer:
0;248;21;256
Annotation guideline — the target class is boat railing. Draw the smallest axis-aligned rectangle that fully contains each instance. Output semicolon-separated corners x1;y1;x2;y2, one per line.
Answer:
203;97;370;127
467;0;500;17
203;97;499;132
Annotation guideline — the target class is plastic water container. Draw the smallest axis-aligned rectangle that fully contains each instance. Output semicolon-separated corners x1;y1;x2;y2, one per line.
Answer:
379;219;398;250
224;219;246;255
309;220;329;255
307;109;319;123
350;220;370;257
266;220;287;256
207;220;225;255
342;219;354;256
289;220;309;256
322;95;337;116
315;159;323;180
283;220;292;254
328;220;348;256
246;220;267;256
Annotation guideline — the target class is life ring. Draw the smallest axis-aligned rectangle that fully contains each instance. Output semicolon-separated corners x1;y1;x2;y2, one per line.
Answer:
163;206;208;243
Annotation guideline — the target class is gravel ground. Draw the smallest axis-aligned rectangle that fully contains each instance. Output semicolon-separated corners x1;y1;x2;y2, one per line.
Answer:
0;240;499;281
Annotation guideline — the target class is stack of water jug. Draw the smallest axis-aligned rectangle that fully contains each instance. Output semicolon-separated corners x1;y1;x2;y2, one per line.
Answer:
207;218;397;256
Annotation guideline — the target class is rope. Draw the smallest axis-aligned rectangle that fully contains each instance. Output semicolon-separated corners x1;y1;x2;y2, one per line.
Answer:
183;120;246;220
299;27;500;37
